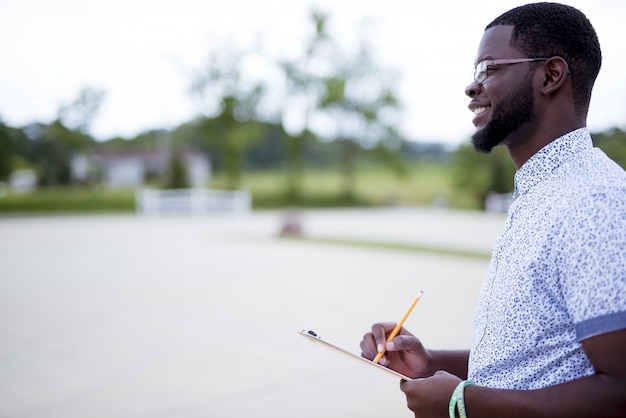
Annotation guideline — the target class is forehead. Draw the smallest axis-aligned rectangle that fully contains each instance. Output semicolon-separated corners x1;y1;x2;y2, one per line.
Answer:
474;25;522;65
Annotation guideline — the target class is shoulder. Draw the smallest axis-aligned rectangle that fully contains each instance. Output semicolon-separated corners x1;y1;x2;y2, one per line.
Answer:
557;147;626;214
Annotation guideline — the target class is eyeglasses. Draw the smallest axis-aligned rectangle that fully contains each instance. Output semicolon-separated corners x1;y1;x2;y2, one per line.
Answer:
474;58;549;84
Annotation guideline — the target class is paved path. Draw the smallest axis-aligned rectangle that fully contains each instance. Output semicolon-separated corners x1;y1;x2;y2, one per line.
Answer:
0;208;505;418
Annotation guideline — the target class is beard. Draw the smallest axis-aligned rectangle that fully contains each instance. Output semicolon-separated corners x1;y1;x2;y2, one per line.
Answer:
471;75;536;153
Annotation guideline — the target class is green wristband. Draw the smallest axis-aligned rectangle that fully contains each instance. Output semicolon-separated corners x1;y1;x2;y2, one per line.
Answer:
449;380;473;418
449;387;457;418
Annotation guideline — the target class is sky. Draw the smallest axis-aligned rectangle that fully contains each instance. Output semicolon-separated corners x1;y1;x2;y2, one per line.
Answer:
1;0;625;147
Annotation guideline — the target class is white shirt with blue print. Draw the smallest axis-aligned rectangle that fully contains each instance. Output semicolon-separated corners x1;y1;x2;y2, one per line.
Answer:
468;128;626;389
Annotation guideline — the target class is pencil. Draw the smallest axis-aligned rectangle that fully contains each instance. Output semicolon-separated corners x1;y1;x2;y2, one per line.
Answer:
373;290;424;364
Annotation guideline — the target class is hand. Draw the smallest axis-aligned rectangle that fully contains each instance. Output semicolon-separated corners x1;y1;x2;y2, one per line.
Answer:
400;371;461;418
360;322;432;379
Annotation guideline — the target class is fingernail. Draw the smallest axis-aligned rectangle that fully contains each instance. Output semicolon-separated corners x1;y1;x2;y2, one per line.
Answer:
377;344;384;353
386;341;395;350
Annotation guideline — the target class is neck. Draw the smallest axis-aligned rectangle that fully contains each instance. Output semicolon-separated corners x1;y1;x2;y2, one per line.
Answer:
505;119;586;169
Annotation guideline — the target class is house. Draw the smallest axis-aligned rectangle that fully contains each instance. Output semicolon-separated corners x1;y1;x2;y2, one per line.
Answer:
72;148;211;188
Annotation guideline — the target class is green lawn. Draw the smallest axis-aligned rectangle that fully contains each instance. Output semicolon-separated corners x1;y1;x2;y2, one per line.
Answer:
227;162;459;208
0;187;136;213
0;162;480;213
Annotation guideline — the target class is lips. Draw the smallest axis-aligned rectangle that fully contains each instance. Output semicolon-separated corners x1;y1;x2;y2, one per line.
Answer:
469;103;491;125
472;106;490;115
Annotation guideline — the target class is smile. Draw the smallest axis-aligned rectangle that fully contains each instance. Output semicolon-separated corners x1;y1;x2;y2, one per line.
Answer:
473;106;490;115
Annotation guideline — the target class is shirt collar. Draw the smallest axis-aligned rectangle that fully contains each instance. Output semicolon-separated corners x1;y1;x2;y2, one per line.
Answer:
513;128;593;197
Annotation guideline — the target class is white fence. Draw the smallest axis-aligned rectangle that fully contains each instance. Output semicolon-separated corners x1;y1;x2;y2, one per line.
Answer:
136;188;252;215
485;192;514;213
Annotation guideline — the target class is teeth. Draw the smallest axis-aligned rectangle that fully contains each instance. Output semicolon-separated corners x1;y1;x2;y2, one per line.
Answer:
473;106;489;115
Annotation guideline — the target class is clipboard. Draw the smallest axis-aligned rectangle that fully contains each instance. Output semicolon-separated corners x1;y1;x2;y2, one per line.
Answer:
298;329;413;380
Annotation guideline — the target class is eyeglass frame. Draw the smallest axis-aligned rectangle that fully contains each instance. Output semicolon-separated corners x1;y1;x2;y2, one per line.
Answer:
474;58;549;84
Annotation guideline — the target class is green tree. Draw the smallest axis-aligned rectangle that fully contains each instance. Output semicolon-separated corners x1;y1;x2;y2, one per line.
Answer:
316;44;402;197
369;138;409;178
0;121;45;183
59;87;106;133
0;121;16;181
191;50;265;190
163;145;190;189
278;9;332;199
278;9;404;199
593;128;626;169
452;144;515;209
11;88;106;187
32;120;93;186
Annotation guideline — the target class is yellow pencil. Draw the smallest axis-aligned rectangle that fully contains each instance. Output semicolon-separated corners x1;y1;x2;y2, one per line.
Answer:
373;290;424;364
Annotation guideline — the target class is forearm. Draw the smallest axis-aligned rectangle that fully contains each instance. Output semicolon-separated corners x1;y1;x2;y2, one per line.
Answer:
465;374;626;418
426;349;469;379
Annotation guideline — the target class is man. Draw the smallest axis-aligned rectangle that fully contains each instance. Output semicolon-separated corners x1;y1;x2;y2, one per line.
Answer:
360;3;626;417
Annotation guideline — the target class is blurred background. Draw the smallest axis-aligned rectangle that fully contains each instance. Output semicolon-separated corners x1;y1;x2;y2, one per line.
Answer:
0;0;624;210
0;1;624;417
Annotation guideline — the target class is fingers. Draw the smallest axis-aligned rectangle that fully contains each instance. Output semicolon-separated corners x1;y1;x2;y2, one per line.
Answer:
361;322;404;366
360;332;378;360
360;323;395;363
371;322;400;352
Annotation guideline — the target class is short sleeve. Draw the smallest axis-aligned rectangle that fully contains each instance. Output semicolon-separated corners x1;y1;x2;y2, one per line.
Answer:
557;191;626;341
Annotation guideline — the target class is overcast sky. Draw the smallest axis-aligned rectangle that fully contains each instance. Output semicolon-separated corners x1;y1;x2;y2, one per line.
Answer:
1;0;624;146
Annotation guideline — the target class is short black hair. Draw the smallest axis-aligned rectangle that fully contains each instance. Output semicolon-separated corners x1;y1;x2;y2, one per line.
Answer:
486;2;601;116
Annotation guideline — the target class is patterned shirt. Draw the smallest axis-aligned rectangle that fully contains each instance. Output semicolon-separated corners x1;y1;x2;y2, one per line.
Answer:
468;128;626;389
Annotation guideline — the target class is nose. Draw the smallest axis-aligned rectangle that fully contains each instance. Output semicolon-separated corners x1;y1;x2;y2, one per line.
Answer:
465;80;482;98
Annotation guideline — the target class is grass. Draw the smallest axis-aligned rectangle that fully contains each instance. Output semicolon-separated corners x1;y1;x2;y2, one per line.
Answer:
229;162;464;209
0;187;136;213
0;162;481;213
280;235;491;259
353;164;452;206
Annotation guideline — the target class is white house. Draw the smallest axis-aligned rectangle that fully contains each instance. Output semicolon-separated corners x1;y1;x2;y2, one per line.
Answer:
73;149;212;188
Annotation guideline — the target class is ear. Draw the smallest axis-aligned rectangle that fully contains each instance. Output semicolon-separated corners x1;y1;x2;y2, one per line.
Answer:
540;56;570;95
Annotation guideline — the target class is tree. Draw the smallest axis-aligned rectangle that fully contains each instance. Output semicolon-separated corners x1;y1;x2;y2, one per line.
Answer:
163;145;190;189
278;9;332;199
278;9;404;199
315;42;402;197
593;128;626;169
32;120;93;186
191;50;265;190
10;88;107;187
0;121;17;181
452;144;515;209
59;87;106;133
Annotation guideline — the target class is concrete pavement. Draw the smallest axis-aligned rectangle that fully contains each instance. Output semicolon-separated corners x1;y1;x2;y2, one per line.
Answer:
0;208;505;417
